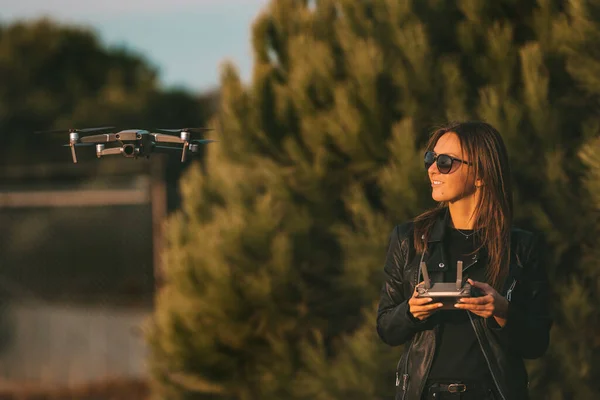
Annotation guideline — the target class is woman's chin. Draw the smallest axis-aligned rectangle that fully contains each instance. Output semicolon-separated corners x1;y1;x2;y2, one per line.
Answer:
431;191;446;202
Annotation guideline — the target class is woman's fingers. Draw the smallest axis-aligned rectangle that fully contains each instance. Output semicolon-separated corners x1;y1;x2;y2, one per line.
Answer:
409;296;434;306
455;294;494;312
409;282;444;320
410;300;443;320
455;303;490;311
411;303;443;314
412;307;442;319
458;294;493;305
420;302;444;311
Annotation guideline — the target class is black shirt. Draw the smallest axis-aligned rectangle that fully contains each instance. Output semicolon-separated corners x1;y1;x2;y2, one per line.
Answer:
426;226;492;382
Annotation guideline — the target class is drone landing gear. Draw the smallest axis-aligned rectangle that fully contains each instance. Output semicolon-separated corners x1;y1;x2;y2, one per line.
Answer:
180;131;190;162
69;132;79;163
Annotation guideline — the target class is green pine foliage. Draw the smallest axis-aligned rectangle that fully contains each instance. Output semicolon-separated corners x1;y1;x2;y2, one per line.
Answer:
147;1;600;399
531;135;600;400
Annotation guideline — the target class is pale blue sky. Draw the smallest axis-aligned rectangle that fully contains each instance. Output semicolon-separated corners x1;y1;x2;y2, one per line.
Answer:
0;0;270;93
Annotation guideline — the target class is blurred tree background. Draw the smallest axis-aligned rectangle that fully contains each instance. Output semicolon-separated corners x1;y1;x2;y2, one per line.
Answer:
146;1;600;400
0;18;218;165
0;18;217;304
2;0;599;399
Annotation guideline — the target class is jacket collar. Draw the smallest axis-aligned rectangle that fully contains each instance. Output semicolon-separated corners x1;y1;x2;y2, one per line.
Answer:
427;208;450;243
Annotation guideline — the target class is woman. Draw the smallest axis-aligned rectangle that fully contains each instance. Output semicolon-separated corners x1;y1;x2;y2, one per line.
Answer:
376;121;552;400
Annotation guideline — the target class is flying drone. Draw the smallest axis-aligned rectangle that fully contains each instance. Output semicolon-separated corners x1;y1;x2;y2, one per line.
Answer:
34;126;216;163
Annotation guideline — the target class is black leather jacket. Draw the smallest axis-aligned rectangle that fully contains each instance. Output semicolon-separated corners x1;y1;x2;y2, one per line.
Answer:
376;212;552;400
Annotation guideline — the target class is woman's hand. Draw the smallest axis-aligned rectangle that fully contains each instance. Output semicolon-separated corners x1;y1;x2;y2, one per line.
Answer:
454;279;509;326
408;282;443;321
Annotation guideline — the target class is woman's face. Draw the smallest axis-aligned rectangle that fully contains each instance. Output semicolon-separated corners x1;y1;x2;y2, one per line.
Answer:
428;132;479;203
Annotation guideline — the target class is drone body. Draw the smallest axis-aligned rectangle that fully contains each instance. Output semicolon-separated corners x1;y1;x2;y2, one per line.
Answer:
36;126;216;163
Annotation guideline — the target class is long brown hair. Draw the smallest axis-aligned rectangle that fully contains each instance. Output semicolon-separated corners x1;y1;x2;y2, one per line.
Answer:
413;121;513;291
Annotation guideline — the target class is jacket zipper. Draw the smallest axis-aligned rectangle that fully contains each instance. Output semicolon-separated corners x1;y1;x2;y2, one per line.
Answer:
468;313;507;400
462;257;478;274
399;341;412;400
465;261;514;400
416;325;438;398
399;246;423;399
506;278;517;301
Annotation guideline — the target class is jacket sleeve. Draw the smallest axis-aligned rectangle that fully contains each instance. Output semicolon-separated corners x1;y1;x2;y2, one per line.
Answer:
487;234;553;359
376;224;429;346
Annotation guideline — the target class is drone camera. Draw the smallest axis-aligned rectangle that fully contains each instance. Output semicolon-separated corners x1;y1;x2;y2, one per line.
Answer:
122;144;136;157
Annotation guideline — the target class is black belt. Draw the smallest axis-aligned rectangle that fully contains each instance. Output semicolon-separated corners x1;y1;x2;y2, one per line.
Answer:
432;383;468;393
423;381;496;399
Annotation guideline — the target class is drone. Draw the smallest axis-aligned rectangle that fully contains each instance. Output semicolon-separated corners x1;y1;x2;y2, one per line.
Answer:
34;126;217;163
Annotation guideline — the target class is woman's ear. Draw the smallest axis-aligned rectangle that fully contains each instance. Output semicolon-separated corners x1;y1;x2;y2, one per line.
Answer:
475;178;484;188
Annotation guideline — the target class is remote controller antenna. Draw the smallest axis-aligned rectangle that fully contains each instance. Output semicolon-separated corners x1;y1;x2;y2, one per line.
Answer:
456;260;463;290
420;262;431;289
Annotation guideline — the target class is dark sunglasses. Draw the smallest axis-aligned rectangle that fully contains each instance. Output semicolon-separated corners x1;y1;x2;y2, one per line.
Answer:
424;151;472;174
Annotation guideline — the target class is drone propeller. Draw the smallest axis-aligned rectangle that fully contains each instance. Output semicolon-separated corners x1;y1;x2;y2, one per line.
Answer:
62;143;96;147
190;139;218;144
154;127;213;134
78;126;116;133
34;126;116;134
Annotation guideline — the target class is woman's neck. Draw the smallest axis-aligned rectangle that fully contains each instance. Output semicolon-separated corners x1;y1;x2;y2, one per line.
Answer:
448;197;478;230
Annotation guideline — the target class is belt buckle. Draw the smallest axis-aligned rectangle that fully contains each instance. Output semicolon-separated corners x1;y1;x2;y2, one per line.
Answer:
448;383;466;393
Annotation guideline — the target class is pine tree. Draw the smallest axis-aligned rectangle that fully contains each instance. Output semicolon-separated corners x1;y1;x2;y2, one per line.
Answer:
529;135;600;400
574;137;600;397
147;1;600;399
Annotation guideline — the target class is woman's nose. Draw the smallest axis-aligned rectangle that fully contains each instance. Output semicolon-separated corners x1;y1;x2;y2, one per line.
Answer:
428;161;438;174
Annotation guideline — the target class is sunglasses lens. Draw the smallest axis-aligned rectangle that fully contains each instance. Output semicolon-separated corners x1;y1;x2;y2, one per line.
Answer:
437;155;453;173
424;151;435;170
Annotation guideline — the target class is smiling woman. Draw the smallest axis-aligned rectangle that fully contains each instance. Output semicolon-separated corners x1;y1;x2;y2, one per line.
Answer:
376;121;552;400
423;133;486;271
